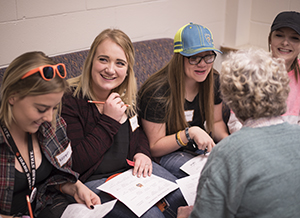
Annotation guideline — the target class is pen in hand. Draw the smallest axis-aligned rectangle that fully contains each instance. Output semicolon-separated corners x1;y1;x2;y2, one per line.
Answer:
88;100;130;107
203;147;208;155
191;140;208;155
191;140;197;149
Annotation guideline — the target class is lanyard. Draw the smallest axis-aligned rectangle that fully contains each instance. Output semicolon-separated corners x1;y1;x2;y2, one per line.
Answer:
1;124;36;191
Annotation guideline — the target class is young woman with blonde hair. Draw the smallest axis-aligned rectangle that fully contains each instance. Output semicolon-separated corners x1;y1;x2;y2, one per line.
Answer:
0;51;100;218
62;28;186;218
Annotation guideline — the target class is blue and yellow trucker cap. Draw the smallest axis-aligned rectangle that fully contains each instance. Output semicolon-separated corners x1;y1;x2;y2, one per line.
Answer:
174;22;222;57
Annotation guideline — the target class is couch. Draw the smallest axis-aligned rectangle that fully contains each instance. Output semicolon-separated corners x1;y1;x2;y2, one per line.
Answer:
0;38;230;124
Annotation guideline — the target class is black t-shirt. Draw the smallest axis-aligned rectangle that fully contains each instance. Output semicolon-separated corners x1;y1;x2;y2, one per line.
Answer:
138;73;222;135
11;153;53;214
88;119;130;181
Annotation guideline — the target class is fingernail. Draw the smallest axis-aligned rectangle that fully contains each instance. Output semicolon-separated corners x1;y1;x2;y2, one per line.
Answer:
90;205;94;209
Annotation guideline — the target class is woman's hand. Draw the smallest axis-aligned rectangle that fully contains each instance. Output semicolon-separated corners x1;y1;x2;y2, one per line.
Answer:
177;206;194;218
132;153;152;178
189;126;215;152
103;92;127;123
61;180;101;209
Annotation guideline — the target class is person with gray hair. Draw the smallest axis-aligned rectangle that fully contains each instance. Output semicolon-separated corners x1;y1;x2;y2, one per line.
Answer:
221;48;289;121
177;48;300;218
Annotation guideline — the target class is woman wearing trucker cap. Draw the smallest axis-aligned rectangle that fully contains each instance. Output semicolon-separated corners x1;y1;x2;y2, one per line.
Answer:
138;23;229;178
228;11;300;133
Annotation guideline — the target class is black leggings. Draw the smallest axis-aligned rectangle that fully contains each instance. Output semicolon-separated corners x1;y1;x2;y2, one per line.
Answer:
37;194;75;218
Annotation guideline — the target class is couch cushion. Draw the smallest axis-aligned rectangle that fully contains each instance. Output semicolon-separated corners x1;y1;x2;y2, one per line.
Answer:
51;49;89;79
133;38;173;88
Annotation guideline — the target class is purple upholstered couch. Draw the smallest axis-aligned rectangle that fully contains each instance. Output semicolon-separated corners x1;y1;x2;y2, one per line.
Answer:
0;38;230;124
0;38;174;89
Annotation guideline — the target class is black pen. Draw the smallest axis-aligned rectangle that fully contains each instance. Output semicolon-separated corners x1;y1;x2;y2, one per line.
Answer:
203;147;208;155
191;139;198;150
192;142;197;149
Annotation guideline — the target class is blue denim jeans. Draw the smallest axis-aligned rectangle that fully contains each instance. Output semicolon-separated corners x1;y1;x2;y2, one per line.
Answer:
159;151;199;179
85;162;187;218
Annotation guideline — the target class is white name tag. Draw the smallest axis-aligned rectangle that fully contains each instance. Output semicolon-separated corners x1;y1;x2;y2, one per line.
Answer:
55;142;72;167
129;114;139;132
184;110;194;122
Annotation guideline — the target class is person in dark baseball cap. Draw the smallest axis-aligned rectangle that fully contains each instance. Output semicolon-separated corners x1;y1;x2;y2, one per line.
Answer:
271;11;300;35
228;11;300;134
268;11;300;75
268;11;300;126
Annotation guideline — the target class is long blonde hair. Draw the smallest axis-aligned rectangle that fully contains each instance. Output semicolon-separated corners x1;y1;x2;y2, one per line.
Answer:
138;53;215;135
69;28;137;116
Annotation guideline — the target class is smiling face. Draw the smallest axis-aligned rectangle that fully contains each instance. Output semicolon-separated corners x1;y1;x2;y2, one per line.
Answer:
183;51;214;83
270;27;300;71
9;92;64;135
91;38;128;100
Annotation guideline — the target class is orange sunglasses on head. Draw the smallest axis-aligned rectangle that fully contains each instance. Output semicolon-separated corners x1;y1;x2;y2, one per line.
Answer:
21;63;67;81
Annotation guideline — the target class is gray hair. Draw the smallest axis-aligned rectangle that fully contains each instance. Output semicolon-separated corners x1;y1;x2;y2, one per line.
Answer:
220;48;290;121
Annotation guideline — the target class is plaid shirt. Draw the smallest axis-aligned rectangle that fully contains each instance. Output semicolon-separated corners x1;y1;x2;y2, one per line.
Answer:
0;116;78;216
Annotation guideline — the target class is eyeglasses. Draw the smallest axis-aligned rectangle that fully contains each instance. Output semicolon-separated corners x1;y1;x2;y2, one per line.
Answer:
187;52;216;65
21;63;67;81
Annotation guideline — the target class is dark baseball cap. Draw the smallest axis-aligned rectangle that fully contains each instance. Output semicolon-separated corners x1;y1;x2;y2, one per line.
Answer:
271;11;300;35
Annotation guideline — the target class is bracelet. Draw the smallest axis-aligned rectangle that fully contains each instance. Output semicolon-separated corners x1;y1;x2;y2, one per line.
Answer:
185;127;193;142
177;131;187;146
175;131;187;147
175;131;182;147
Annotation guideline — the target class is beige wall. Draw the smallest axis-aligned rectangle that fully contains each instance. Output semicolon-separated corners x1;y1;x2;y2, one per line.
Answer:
1;0;300;71
250;0;300;50
0;0;226;68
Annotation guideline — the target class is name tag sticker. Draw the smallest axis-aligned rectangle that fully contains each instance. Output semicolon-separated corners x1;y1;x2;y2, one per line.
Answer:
129;115;139;132
55;142;72;167
184;110;194;122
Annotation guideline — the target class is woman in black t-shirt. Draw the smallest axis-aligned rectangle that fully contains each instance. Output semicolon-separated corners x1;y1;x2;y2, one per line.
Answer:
138;23;229;178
